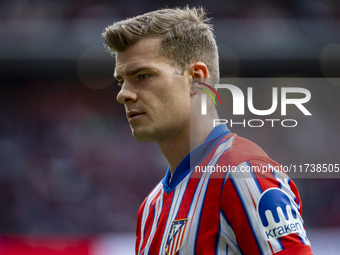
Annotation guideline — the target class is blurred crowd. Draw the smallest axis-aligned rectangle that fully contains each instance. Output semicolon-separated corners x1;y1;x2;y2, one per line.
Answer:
1;0;340;21
0;80;166;234
1;0;339;56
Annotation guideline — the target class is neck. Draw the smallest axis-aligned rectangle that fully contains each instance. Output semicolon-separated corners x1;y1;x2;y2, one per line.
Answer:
158;126;190;176
158;111;218;176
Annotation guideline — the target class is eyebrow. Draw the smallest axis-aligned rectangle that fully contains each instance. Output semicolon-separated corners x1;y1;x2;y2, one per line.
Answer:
114;67;151;81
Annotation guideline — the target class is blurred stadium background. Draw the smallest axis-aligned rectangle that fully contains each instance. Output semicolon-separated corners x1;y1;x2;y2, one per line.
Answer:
0;0;339;254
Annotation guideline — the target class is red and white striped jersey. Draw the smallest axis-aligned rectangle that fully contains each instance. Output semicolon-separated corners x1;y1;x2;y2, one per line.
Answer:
135;125;313;255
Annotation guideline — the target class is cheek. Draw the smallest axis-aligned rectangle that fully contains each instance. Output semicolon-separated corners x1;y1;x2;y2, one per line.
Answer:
169;86;190;113
154;76;190;116
170;96;190;121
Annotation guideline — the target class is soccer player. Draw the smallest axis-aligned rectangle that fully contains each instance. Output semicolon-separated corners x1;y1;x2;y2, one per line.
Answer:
102;7;313;255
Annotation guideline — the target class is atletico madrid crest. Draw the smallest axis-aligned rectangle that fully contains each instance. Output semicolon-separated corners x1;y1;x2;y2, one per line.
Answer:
165;218;188;255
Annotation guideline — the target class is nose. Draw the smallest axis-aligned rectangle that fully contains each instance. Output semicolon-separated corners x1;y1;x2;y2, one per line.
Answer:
116;83;137;104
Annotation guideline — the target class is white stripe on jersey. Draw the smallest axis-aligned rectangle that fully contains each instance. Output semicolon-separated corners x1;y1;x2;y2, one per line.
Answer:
218;211;241;255
230;162;279;254
210;135;234;166
184;136;234;253
137;182;163;254
158;174;191;254
143;188;164;254
182;170;210;254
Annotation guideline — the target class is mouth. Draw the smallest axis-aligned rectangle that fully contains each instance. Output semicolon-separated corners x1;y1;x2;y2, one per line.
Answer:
127;111;145;122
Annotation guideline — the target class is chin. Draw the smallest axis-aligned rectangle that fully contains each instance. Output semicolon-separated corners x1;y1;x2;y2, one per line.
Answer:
131;129;158;143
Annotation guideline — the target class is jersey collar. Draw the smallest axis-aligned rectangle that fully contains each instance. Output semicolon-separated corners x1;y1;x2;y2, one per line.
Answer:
162;124;231;194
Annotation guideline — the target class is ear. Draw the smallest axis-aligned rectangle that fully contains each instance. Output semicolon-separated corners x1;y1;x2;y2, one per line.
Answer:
189;62;209;96
191;62;209;79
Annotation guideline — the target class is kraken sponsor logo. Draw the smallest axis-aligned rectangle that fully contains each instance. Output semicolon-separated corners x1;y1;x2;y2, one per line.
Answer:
257;188;306;240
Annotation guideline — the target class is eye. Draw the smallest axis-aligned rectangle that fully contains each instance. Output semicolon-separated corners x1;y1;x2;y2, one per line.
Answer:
137;74;149;81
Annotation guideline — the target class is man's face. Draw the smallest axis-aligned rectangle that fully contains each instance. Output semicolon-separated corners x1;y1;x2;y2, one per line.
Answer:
114;38;191;143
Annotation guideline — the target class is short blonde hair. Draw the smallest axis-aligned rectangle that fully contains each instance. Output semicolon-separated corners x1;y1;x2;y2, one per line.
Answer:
102;6;219;79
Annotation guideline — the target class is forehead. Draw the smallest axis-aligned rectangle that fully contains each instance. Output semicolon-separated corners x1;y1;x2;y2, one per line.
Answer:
115;38;169;77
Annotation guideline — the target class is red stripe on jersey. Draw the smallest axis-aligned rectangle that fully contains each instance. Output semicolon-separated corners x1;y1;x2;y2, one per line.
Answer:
288;180;302;214
274;244;313;255
175;177;201;219
184;135;233;249
147;191;174;254
195;177;225;253
250;159;281;191
191;133;234;179
278;233;307;252
149;176;200;254
137;189;162;254
135;198;147;255
245;181;257;209
221;179;261;255
136;183;164;251
221;178;262;255
185;173;210;244
227;135;268;165
227;136;282;175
